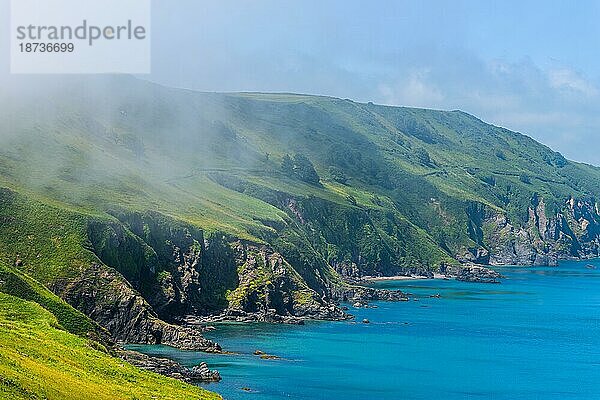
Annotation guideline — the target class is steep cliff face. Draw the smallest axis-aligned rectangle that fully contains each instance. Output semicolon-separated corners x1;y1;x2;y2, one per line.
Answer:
86;210;348;326
54;263;220;351
100;211;240;318
225;240;346;320
287;196;452;277
207;170;600;275
465;197;600;266
0;188;220;351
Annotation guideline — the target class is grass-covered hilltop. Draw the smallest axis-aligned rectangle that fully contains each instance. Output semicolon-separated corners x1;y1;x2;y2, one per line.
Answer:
1;75;600;397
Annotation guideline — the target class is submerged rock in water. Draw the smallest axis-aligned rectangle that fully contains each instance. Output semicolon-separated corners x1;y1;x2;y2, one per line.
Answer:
253;349;280;360
260;354;281;360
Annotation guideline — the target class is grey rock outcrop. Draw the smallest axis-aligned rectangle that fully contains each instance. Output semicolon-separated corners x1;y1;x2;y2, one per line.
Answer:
440;263;502;283
56;263;220;352
333;285;408;303
118;349;221;382
465;197;600;266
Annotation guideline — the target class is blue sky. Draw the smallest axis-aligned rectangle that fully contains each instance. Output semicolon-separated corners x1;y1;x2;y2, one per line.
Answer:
146;0;600;165
2;1;600;165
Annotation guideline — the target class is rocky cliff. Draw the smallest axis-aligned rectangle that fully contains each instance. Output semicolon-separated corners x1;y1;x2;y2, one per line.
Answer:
55;263;221;351
463;196;600;266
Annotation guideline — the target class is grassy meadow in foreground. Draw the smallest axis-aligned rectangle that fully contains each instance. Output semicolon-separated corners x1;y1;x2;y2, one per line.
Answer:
0;292;220;400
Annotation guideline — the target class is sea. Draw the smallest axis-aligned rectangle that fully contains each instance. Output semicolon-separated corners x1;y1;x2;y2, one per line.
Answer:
128;259;600;399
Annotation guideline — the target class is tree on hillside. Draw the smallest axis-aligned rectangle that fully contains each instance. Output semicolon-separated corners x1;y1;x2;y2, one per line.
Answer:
415;147;432;166
293;153;320;184
281;154;294;174
280;153;321;185
328;166;348;184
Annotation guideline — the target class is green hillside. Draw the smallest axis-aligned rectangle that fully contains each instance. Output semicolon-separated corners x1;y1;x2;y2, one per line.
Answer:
0;262;102;339
2;76;599;269
0;292;219;400
0;259;219;399
2;75;600;397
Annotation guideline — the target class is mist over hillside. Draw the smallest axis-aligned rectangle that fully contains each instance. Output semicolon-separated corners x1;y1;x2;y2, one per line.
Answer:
3;75;600;257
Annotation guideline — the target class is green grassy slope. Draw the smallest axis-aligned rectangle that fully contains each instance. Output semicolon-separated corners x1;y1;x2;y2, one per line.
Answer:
2;75;600;270
0;262;101;339
0;292;219;400
0;188;99;285
0;193;221;399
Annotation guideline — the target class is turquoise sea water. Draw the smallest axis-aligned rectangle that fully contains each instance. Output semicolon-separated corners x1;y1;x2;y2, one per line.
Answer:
128;260;600;399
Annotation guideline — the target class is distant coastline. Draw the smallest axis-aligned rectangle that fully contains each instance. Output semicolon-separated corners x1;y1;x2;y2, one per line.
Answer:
362;273;449;281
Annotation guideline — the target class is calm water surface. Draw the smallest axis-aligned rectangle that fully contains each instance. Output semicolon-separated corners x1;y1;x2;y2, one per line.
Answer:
129;260;600;399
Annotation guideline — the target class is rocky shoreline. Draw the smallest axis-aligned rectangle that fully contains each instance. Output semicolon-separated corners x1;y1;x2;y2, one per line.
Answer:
177;284;411;327
113;262;503;384
117;349;221;383
175;264;502;329
440;263;504;283
358;263;503;284
181;310;310;326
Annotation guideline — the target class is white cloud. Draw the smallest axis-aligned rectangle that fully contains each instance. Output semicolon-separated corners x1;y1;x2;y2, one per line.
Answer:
378;69;444;108
547;68;598;97
369;53;600;165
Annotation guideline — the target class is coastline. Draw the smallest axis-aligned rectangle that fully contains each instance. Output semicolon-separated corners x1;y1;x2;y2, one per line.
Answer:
362;273;449;281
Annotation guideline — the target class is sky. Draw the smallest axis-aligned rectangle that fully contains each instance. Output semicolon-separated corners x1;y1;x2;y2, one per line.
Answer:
1;0;600;165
